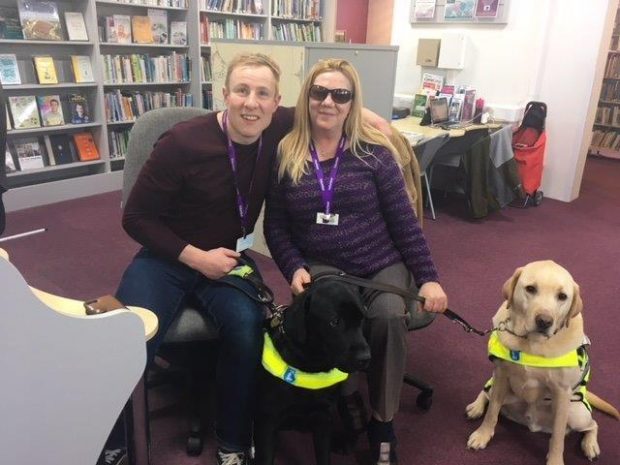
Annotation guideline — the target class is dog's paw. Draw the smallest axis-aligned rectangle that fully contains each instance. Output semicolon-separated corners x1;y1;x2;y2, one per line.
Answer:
581;432;600;461
467;428;493;450
465;392;487;419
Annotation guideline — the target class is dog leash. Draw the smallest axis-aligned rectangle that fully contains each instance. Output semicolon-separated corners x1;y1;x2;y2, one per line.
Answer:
312;271;489;336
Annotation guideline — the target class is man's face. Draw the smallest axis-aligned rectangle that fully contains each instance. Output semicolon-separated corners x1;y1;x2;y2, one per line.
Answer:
50;101;59;112
223;65;281;144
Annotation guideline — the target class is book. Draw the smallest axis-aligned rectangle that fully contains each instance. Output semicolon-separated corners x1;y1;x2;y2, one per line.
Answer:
0;7;24;39
461;88;476;121
71;55;95;83
14;138;46;170
421;72;443;94
64;11;88;41
148;9;168;44
5;148;17;173
131;16;153;44
413;0;436;19
33;56;58;84
170;21;187;45
444;0;476;20
37;94;65;127
104;16;117;43
113;15;132;43
412;93;429;118
73;132;100;161
17;0;63;41
8;95;41;129
5;105;11;130
47;134;76;165
475;0;499;18
0;54;21;85
69;94;91;124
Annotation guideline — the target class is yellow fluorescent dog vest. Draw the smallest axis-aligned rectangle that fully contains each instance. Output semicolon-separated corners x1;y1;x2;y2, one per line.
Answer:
262;333;348;390
486;331;591;411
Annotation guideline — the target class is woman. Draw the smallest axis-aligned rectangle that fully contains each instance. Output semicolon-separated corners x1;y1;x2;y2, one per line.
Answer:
264;59;448;464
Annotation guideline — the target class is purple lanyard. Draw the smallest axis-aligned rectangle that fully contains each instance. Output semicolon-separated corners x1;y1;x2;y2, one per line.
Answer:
308;135;347;215
222;110;262;237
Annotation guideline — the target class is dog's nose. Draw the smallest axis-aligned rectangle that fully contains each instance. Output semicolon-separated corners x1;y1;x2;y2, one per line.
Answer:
354;347;371;371
535;314;553;331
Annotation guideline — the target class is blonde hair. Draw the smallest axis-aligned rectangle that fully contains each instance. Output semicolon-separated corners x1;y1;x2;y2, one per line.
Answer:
225;53;282;95
277;58;396;183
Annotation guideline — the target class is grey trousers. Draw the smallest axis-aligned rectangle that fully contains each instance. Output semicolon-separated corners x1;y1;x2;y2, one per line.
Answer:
309;261;412;421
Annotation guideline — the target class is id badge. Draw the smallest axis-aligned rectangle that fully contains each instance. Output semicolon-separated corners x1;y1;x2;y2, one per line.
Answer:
235;233;254;252
316;212;339;226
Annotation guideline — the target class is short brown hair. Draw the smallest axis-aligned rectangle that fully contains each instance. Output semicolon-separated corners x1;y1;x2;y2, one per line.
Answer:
225;53;281;94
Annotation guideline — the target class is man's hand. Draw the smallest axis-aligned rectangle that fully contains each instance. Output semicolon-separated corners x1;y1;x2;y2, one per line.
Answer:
291;267;312;295
179;244;240;279
417;281;448;313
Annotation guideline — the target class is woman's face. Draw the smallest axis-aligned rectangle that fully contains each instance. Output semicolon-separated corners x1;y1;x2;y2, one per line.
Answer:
308;71;353;137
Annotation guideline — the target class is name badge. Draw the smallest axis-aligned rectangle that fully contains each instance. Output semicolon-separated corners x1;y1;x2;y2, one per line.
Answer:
235;233;254;252
316;212;339;226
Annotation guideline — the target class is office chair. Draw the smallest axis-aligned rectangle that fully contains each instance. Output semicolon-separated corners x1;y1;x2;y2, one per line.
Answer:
388;127;444;409
123;106;216;456
412;133;450;220
428;127;490;217
0;249;147;465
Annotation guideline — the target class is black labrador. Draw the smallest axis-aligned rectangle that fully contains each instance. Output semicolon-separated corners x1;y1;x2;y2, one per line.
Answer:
254;278;371;465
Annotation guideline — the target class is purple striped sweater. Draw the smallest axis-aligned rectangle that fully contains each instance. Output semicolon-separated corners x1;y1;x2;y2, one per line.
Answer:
264;144;440;285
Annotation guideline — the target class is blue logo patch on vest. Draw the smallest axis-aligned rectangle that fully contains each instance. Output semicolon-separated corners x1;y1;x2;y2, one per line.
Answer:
283;367;297;384
510;350;521;361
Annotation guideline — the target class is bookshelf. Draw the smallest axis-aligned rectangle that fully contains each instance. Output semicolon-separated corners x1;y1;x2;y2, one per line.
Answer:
590;7;620;160
0;0;327;211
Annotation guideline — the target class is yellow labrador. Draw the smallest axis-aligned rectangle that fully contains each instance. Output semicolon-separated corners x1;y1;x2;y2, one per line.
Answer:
466;260;619;465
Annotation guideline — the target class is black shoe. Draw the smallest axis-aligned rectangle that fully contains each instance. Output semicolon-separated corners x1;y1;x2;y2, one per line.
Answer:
367;419;397;465
97;448;127;465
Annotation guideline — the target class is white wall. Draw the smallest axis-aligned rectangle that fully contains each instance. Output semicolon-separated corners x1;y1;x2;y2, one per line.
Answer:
391;0;615;201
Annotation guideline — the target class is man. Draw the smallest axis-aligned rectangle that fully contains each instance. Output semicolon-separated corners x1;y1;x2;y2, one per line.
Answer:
115;53;287;465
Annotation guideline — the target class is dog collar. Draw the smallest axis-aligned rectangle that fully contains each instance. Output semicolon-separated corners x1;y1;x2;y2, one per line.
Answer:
488;331;588;368
262;333;348;390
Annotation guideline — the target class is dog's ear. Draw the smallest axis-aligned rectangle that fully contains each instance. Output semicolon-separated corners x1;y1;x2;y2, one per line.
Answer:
502;267;523;309
566;282;583;326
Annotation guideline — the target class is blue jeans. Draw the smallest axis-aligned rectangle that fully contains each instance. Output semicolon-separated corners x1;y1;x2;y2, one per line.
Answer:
116;248;264;451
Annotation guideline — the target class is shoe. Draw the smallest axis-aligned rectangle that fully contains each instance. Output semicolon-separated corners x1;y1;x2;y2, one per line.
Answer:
367;418;398;465
216;448;249;465
98;448;127;465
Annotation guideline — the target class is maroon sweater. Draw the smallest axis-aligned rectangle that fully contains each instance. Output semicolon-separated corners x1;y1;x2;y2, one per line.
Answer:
265;144;439;285
123;107;294;260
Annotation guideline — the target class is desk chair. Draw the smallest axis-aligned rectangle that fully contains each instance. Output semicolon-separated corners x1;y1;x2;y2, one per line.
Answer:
428;128;490;216
123;107;215;455
412;134;449;220
0;249;147;465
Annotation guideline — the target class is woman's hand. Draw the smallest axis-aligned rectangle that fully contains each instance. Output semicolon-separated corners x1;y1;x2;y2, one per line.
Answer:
291;267;312;295
179;244;240;279
417;281;448;313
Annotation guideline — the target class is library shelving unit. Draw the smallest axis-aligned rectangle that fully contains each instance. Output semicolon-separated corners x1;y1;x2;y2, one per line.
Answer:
590;6;620;160
0;0;327;212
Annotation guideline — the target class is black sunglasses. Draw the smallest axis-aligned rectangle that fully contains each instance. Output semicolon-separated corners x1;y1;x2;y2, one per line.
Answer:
309;85;354;104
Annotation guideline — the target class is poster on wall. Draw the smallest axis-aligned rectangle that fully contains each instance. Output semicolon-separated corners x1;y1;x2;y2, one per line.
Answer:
475;0;499;18
413;0;436;19
444;0;475;20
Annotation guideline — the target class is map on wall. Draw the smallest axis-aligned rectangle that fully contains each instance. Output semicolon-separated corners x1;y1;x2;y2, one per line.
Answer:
210;42;305;111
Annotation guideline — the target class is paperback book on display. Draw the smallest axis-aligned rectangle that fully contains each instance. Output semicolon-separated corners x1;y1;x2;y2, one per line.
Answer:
64;11;88;41
8;95;41;129
148;9;168;43
0;54;21;85
14;138;46;170
170;21;187;45
69;94;91;124
33;56;58;84
5;148;17;173
71;55;95;83
17;0;63;41
37;94;65;127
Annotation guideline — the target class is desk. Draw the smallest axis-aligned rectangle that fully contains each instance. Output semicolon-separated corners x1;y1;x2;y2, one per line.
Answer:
391;116;501;141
